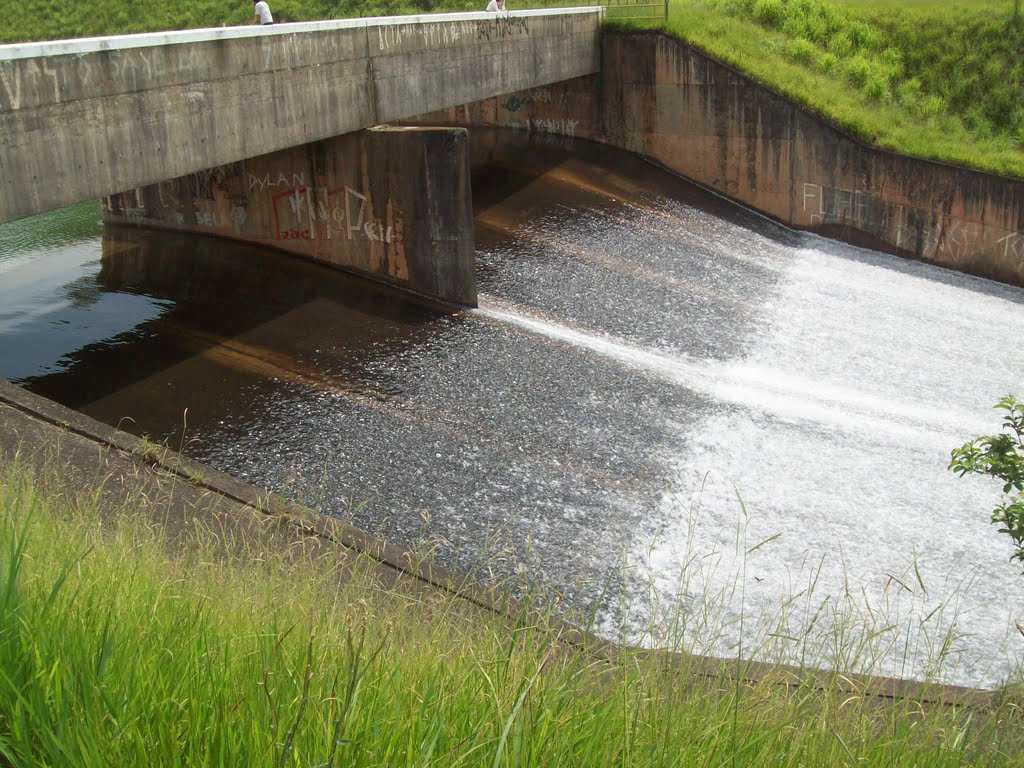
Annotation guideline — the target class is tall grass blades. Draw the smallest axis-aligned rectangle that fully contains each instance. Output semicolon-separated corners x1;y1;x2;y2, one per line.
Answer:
668;0;1024;176
0;456;1022;765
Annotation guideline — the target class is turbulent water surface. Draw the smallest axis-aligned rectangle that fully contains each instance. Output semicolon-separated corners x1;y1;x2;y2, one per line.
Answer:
2;132;1022;688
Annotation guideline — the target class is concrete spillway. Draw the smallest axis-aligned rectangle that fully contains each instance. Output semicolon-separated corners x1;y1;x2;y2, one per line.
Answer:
1;133;1022;688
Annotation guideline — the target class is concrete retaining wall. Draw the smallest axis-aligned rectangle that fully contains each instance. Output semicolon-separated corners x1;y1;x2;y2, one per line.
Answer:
102;126;476;306
417;31;1024;287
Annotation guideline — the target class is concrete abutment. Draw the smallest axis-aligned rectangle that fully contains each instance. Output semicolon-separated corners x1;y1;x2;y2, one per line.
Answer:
102;125;477;306
414;31;1024;288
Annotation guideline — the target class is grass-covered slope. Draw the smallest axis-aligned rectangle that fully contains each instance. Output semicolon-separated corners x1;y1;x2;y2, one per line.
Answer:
664;0;1024;177
2;458;1022;766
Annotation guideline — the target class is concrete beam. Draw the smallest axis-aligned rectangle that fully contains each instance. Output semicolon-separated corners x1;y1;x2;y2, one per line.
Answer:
0;9;602;224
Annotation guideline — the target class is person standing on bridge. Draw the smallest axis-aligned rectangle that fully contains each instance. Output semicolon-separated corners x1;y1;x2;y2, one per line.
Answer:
252;0;274;25
485;0;506;11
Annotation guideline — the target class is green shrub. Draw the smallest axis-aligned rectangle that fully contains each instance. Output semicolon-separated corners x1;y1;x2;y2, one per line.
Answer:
864;72;889;101
801;13;828;43
848;19;880;50
896;77;922;108
816;50;838;74
950;395;1024;568
817;1;844;38
880;46;903;76
920;94;947;119
782;15;807;39
786;36;817;65
753;0;785;28
843;53;872;87
828;30;854;58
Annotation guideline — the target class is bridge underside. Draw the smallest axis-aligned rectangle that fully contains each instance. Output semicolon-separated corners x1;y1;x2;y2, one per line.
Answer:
0;9;601;225
102;125;477;306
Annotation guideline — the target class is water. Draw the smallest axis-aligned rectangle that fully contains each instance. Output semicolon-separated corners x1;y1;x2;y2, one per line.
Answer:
1;132;1022;688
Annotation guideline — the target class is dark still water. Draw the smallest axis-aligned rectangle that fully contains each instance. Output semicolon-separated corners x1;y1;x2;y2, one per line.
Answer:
2;132;1023;688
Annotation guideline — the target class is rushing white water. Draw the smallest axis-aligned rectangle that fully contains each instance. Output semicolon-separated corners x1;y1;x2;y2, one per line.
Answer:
476;239;1024;689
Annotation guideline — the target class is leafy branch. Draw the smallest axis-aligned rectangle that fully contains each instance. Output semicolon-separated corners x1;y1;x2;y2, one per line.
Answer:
949;394;1024;568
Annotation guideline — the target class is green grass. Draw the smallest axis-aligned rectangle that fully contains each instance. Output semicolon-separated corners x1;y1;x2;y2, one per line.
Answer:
2;455;1023;766
653;0;1024;176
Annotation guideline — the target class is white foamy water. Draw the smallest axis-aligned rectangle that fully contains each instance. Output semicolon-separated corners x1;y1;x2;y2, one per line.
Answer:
477;242;1024;689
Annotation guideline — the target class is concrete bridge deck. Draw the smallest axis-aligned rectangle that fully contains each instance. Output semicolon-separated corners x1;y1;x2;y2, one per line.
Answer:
0;9;602;224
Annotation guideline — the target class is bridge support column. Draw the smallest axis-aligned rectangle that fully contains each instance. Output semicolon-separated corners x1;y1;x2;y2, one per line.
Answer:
102;126;476;306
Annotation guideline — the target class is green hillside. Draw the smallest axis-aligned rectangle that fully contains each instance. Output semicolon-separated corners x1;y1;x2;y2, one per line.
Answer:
663;0;1024;177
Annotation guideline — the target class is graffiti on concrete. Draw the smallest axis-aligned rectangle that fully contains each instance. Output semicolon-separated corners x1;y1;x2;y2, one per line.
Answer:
8;46;211;94
189;168;229;201
477;15;529;41
998;231;1024;262
800;182;877;226
376;14;528;51
800;180;1022;265
248;171;308;192
378;19;482;51
108;165;396;245
194;206;247;229
501;88;555;114
527;117;580;138
0;59;59;109
501;95;525;113
271;185;394;243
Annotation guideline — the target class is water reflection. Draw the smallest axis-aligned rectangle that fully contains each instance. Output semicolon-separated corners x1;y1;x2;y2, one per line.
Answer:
28;225;455;426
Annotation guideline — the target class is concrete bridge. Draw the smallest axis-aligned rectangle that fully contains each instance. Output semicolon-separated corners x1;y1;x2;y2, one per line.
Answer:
0;9;602;226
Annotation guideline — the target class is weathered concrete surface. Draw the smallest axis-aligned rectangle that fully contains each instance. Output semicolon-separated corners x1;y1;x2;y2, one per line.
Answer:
0;9;602;224
102;126;477;305
416;31;1024;287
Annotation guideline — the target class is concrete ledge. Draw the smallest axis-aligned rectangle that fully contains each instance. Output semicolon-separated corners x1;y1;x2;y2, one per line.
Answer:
0;378;1006;708
0;9;605;60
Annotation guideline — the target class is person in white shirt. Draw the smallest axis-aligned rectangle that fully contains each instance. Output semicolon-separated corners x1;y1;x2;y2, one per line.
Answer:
485;0;506;11
252;0;274;25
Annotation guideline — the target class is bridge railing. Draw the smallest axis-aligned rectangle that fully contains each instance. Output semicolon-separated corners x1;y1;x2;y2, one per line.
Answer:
521;0;668;22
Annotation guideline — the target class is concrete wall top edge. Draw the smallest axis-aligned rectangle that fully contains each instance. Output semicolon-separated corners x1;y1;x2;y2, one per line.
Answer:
0;8;604;61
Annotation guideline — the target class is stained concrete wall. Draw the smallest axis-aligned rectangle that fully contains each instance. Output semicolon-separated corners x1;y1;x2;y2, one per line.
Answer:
0;9;602;225
102;126;476;306
417;31;1024;287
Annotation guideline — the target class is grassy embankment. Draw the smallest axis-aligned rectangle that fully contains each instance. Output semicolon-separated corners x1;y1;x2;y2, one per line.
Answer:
2;456;1023;766
658;0;1024;177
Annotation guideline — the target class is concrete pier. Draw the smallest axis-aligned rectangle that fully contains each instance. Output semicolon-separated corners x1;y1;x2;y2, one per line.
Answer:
102;126;476;306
